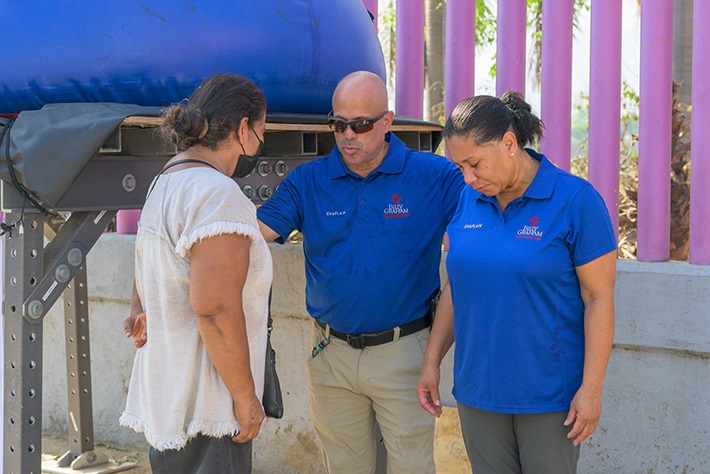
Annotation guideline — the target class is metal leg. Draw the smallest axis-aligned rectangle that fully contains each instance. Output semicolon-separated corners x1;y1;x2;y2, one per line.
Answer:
3;212;46;474
4;210;136;473
55;265;109;470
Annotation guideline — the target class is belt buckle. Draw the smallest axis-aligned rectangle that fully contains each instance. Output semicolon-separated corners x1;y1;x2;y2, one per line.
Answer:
346;334;367;349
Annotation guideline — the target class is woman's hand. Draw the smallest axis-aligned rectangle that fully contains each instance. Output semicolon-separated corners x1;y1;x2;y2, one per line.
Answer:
564;384;603;446
232;395;266;443
125;280;147;348
416;280;455;418
123;311;147;348
191;232;265;443
416;364;443;417
568;250;616;446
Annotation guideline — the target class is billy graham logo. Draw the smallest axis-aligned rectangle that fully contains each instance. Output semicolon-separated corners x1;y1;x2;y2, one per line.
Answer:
516;216;543;240
384;193;409;218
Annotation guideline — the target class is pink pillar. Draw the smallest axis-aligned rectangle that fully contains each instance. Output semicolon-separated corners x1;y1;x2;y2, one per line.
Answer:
588;0;622;236
396;0;425;119
361;0;378;30
637;0;673;261
496;0;526;97
116;210;141;234
0;211;2;469
540;0;573;170
690;0;710;264
445;0;475;117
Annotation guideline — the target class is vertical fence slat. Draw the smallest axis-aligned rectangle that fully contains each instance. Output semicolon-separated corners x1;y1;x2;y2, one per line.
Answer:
116;210;140;234
638;0;673;261
444;0;475;118
396;0;425;119
496;0;526;97
690;1;710;264
540;0;574;170
588;0;623;235
361;0;378;30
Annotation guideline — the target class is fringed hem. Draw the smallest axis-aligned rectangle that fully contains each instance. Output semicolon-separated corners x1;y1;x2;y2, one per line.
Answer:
119;411;239;452
176;221;259;258
185;419;240;440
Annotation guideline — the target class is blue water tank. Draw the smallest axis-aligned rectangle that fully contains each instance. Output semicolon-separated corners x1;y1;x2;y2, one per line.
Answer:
0;1;385;114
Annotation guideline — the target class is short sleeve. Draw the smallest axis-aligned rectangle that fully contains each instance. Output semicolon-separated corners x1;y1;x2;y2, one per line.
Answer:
566;184;618;266
256;170;303;244
438;157;466;223
173;175;259;258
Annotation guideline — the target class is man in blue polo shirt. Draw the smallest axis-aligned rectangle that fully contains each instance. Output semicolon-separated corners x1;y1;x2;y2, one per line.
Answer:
257;71;464;473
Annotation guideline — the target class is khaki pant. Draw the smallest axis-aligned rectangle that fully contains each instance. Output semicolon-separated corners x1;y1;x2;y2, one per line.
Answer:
306;321;436;474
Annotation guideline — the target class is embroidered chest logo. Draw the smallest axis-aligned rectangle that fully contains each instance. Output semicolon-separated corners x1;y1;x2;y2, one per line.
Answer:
383;193;410;218
516;216;543;240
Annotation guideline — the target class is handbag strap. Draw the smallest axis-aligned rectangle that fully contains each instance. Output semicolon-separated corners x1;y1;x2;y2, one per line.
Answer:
146;158;219;198
267;287;274;336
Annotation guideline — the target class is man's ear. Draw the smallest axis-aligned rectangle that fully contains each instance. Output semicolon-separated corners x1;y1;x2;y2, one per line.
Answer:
382;110;395;133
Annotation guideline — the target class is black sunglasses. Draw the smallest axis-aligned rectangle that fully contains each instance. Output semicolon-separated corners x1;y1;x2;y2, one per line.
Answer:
326;110;389;134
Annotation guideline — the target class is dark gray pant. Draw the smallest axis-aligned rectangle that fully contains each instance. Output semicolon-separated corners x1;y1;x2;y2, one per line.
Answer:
458;403;580;474
149;434;252;474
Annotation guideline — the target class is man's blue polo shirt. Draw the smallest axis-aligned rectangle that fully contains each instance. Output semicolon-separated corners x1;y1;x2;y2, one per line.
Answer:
446;149;617;414
257;133;465;334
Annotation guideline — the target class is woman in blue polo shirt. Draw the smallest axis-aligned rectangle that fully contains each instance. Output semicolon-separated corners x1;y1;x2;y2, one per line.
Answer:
416;91;617;474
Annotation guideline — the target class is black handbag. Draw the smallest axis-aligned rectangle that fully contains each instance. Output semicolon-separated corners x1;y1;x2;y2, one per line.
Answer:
263;289;284;419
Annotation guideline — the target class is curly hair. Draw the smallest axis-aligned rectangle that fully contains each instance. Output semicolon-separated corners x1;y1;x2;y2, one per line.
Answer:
160;73;266;151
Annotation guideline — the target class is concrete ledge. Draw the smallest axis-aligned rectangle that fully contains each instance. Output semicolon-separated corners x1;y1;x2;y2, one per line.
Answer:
86;233;137;302
39;235;709;473
614;259;710;354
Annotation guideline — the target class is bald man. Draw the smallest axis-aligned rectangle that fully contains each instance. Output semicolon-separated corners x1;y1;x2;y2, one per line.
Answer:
257;71;465;473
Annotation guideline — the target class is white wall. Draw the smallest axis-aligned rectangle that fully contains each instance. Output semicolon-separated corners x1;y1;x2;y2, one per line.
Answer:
39;235;710;473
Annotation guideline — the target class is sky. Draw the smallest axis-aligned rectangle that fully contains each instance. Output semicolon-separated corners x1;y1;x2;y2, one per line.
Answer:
377;0;643;117
473;0;642;114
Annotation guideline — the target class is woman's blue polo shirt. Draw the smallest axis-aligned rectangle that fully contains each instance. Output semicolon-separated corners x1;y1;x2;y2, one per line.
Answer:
257;133;465;334
446;149;617;414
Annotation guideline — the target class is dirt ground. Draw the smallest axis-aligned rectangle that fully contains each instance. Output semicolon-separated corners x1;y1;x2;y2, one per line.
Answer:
41;434;151;474
42;407;470;473
433;407;473;474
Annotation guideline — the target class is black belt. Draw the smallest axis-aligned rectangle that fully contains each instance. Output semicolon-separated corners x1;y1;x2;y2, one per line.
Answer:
315;312;432;349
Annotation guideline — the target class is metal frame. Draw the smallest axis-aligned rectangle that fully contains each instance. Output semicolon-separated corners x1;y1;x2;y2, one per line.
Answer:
1;113;442;473
3;210;118;473
4;211;45;474
55;264;111;470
